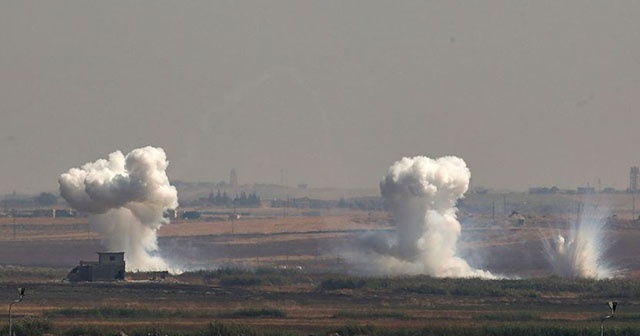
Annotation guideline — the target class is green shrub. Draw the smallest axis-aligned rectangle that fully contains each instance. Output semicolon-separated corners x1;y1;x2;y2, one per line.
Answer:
475;311;541;321
201;322;257;336
326;324;379;336
44;307;197;319
200;321;297;336
220;308;287;318
195;267;251;280
61;326;107;336
45;307;140;318
333;310;410;319
319;278;366;290
0;316;53;336
0;266;67;283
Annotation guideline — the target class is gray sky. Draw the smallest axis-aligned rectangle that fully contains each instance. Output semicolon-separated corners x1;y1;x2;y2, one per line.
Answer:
2;1;640;195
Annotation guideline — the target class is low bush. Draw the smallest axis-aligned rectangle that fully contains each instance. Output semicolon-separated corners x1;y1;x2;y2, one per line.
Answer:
200;321;297;336
220;308;287;318
319;278;366;290
0;316;53;336
333;310;410;319
44;307;197;319
0;266;67;283
475;312;541;321
61;326;107;336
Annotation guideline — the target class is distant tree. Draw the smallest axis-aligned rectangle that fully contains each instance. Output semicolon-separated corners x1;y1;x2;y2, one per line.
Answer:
222;192;232;206
248;192;260;206
34;192;57;206
233;192;261;207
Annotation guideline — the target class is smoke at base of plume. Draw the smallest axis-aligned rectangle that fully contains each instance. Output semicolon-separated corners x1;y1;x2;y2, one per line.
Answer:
354;156;494;278
59;146;178;271
542;203;614;279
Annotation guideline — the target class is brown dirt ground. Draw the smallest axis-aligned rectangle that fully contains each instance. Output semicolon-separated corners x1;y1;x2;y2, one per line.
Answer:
2;210;640;333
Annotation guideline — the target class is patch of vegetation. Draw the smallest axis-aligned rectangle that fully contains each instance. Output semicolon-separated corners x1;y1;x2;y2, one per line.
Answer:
180;269;640;300
323;324;640;336
220;308;287;318
16;272;640;335
200;322;299;336
188;267;640;300
327;324;379;336
0;316;52;336
61;326;106;336
188;267;301;287
44;307;202;319
188;267;252;279
475;311;541;321
200;322;262;336
333;310;410;319
6;318;640;336
315;274;640;299
319;277;366;290
0;265;67;283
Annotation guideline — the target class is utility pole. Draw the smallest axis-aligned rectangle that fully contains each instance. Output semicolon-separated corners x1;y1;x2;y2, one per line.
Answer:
280;169;286;219
492;201;495;221
577;202;583;225
503;194;507;215
231;200;236;234
633;193;636;220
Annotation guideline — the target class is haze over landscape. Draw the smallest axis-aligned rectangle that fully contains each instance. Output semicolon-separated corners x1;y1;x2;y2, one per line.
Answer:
2;1;640;195
6;3;640;335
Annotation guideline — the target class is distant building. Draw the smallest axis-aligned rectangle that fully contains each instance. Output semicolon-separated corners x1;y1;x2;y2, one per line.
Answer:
164;208;177;219
577;187;596;194
630;167;639;193
528;187;559;194
54;209;76;218
180;210;201;220
508;211;526;225
66;252;125;282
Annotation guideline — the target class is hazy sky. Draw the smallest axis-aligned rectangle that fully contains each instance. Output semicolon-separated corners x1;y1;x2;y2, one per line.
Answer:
2;1;640;195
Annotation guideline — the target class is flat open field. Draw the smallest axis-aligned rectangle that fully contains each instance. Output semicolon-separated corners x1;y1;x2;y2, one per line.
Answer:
2;199;640;335
2;207;640;275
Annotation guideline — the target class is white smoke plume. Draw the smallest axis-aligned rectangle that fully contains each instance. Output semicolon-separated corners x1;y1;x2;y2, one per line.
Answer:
59;146;178;271
542;203;614;278
356;156;494;278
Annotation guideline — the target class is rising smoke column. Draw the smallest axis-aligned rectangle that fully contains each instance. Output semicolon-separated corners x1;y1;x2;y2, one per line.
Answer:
358;156;493;278
59;146;178;271
542;203;614;278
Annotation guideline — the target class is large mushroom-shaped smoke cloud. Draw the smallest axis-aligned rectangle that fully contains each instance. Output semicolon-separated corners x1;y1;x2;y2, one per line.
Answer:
59;146;178;271
359;156;493;278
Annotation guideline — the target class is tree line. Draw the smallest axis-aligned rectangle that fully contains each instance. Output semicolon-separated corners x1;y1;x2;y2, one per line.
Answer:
208;191;261;207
